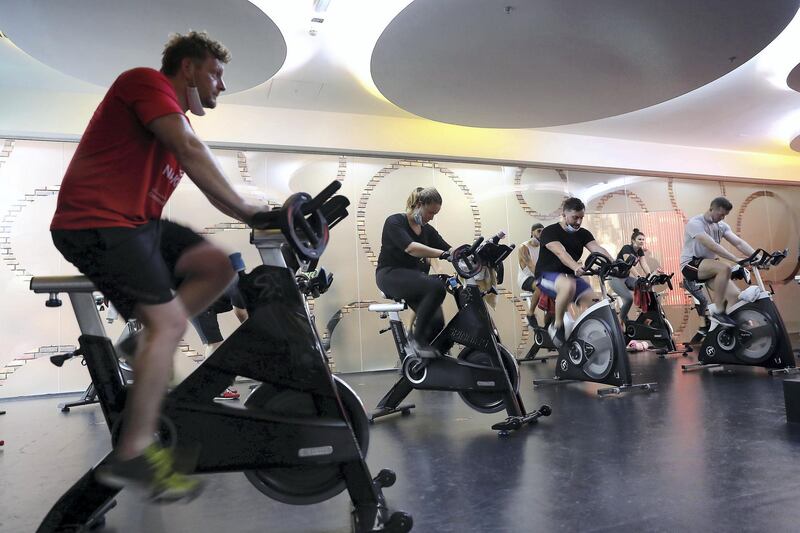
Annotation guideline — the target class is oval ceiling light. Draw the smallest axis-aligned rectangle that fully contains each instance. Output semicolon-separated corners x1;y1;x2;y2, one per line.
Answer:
3;0;286;93
371;0;798;128
787;61;800;91
791;133;800;151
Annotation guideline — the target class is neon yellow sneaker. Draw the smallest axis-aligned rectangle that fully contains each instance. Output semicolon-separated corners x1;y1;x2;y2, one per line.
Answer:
96;443;203;503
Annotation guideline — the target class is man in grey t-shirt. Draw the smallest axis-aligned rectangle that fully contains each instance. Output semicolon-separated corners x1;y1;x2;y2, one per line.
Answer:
679;197;755;327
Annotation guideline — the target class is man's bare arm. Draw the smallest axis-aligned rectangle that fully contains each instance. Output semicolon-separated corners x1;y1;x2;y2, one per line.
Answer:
546;241;583;272
148;114;260;223
695;233;740;262
723;231;756;257
585;240;613;260
518;244;533;270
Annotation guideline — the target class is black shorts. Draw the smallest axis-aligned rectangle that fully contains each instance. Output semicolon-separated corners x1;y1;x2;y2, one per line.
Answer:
681;256;705;282
191;309;223;345
521;275;537;293
51;219;205;320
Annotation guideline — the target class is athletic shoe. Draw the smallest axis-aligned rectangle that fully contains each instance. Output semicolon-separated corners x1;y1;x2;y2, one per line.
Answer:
739;286;761;303
526;314;539;329
95;443;203;503
711;312;737;328
216;387;240;400
548;323;566;349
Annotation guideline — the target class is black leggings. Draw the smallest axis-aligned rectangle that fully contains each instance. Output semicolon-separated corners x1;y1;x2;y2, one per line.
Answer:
376;267;446;345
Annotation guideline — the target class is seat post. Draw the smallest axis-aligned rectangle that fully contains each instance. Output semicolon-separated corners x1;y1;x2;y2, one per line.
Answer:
69;293;107;337
252;230;289;268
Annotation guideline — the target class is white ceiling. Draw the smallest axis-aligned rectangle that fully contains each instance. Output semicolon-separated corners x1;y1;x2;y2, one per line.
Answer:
2;0;800;156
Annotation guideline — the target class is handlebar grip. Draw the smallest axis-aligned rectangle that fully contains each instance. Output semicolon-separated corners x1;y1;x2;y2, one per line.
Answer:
250;209;281;230
740;248;764;265
467;236;484;254
304;181;342;214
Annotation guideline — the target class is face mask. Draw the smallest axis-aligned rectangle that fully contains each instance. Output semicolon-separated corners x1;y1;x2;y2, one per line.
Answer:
412;208;425;226
187;85;206;116
563;223;579;233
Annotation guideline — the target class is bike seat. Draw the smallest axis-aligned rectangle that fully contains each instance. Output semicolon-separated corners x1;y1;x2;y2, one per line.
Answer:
369;292;407;313
368;302;407;313
30;275;97;294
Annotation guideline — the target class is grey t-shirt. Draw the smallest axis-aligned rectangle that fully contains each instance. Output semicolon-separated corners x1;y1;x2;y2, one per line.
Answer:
680;214;731;267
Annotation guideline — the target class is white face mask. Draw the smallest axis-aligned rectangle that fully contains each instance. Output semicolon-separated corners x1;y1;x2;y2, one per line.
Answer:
187;84;206;116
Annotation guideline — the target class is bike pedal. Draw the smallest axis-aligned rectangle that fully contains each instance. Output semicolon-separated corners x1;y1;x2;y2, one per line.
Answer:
491;418;521;432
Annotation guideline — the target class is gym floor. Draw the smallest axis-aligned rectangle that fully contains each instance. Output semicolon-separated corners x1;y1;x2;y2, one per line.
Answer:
3;347;800;533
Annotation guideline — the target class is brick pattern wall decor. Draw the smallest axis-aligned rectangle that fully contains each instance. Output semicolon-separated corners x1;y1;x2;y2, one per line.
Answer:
0;139;14;170
735;190;776;234
594;189;649;213
667;178;688;224
0;345;75;387
337;156;347;182
236;151;252;183
513;167;567;219
1;185;60;282
357;160;482;266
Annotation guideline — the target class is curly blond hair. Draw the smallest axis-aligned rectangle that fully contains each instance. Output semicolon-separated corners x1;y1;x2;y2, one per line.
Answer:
161;31;231;76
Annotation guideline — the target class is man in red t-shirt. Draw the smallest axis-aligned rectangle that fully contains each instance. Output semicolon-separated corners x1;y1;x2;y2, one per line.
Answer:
51;31;265;501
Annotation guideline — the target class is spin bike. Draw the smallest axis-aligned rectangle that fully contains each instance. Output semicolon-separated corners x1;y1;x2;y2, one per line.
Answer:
368;233;552;435
682;249;798;376
532;253;658;396
516;291;558;364
49;307;138;413
682;277;712;346
623;272;690;357
30;181;412;533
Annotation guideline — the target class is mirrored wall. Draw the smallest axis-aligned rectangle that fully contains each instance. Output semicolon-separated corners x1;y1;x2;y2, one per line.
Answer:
1;138;798;397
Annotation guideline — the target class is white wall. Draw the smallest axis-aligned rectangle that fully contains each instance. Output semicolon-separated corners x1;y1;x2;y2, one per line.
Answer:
3;89;800;184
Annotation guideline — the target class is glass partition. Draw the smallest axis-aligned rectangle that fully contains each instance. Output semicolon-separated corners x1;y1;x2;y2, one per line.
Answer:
1;138;798;397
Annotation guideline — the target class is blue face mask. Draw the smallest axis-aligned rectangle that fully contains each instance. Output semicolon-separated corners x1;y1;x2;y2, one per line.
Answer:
412;208;425;226
563;223;579;233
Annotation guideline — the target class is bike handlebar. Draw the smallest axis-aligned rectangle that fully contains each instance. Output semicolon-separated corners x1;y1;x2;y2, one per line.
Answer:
584;253;633;279
249;181;350;261
636;272;674;291
451;232;515;279
738;248;788;268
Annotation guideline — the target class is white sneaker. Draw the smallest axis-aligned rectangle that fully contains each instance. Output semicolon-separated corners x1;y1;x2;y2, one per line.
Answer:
738;286;761;303
548;323;566;348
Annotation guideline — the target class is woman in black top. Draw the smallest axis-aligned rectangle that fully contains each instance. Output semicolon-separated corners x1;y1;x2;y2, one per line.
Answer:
376;187;452;357
609;228;652;322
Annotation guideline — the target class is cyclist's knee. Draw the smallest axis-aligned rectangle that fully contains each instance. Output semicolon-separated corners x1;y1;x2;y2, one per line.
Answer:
714;261;732;276
139;305;188;344
425;277;447;300
555;276;576;298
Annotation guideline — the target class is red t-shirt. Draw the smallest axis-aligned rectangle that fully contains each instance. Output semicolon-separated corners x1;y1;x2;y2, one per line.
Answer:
51;68;187;230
